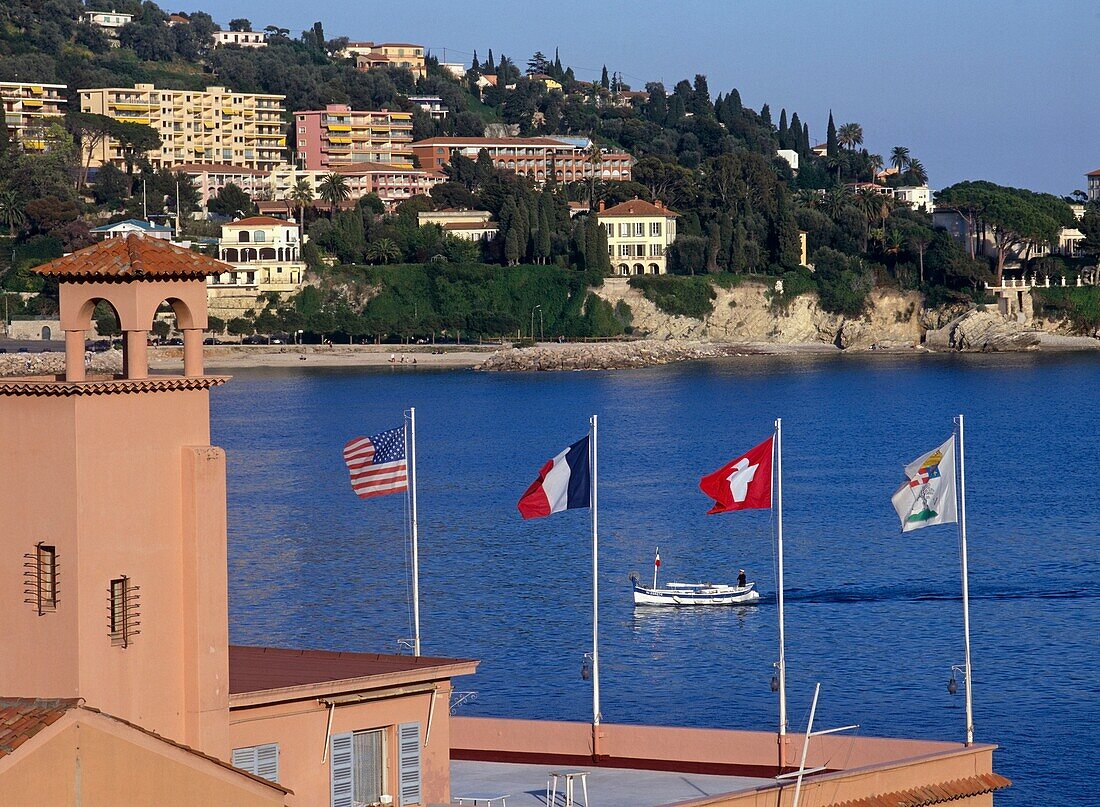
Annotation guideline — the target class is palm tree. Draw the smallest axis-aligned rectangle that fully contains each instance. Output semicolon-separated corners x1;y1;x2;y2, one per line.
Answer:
890;146;910;174
823;186;848;220
318;173;350;217
837;122;863;151
884;228;905;259
0;189;25;236
289;178;314;231
866;154;884;183
795;189;819;209
824;153;845;183
366;238;400;264
906;159;928;186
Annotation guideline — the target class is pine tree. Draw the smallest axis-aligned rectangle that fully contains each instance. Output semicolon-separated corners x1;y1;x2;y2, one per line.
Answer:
826;111;838;157
600;65;610;90
691;74;711;116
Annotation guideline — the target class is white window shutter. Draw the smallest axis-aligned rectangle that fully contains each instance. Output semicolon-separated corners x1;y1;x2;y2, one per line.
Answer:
232;746;257;775
331;732;354;807
256;743;279;783
398;722;422;806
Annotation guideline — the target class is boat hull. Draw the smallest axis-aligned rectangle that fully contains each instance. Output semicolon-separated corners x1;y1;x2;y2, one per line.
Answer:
632;583;761;607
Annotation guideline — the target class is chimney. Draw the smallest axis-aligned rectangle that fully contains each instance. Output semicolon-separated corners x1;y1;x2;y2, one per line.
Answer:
598;200;605;212
655;199;663;209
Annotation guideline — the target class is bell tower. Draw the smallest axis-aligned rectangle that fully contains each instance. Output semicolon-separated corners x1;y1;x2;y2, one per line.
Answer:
0;236;233;757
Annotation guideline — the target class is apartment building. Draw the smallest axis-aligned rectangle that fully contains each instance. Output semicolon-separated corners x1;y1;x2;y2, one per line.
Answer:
344;41;427;78
1087;169;1100;203
80;84;287;170
212;30;268;48
408;95;449;120
411;136;634;183
1;81;67;150
333;164;446;207
294;104;413;170
596;198;678;275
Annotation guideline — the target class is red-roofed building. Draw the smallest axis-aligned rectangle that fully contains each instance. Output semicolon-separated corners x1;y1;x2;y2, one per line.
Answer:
1087;168;1100;202
411;136;633;184
596;198;679;275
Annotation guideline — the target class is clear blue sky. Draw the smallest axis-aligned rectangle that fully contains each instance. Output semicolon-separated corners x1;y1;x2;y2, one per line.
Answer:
212;0;1099;195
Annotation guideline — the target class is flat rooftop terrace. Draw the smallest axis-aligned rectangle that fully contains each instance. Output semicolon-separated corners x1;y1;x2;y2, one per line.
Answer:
451;761;772;807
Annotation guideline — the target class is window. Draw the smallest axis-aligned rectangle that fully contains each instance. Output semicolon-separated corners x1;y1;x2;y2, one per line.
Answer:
233;743;279;783
24;543;57;614
650;221;662;237
331;729;386;807
633;222;645;236
109;576;139;647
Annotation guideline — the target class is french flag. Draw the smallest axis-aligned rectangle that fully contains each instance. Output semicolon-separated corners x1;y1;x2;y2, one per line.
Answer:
517;435;591;519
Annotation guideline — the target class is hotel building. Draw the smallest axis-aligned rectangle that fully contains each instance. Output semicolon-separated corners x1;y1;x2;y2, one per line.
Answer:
1;82;67;151
410;136;634;183
294;104;414;171
597;198;678;275
79;84;287;170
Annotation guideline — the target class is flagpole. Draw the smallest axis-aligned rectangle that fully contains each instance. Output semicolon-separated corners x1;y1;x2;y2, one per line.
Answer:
775;417;788;767
956;413;973;745
409;407;421;657
590;413;601;757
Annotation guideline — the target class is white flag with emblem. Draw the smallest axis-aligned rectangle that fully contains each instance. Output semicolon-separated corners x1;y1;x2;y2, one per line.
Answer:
891;437;958;532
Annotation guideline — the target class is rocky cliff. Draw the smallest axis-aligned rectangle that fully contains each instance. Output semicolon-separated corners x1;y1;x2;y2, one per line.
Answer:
596;277;924;348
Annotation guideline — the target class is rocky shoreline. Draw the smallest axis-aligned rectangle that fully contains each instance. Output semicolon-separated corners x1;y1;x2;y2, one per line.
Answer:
0;349;123;377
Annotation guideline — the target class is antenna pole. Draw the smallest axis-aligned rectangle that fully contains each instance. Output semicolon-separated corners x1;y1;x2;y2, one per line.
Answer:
957;414;973;745
409;408;421;656
590;414;601;756
775;417;788;767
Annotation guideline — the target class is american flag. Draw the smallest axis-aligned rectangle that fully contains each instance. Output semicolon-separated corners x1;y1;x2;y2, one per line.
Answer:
343;426;408;499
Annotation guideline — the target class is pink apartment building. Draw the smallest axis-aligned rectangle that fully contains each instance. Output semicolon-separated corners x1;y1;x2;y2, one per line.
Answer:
295;104;414;171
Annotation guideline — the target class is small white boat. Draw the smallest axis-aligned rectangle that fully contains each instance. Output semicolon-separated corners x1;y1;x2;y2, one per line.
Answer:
630;578;761;606
630;548;761;607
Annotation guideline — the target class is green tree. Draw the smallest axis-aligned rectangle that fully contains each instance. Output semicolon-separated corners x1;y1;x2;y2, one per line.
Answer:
289;178;314;230
366;238;400;264
0;189;26;236
890;146;910;173
837;122;863;150
318;173;351;218
208;183;256;217
826;111;838;157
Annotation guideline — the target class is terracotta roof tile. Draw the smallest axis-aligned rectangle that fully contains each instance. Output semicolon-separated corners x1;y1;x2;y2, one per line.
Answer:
33;235;230;280
224;216;295;227
831;772;1011;806
229;645;477;694
0;698;80;759
597;199;679;218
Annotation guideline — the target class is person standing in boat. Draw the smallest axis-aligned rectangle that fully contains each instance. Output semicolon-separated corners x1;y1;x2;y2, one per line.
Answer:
738;569;747;588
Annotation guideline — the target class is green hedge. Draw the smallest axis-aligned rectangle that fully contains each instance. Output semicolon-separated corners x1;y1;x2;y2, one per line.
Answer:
1033;287;1100;333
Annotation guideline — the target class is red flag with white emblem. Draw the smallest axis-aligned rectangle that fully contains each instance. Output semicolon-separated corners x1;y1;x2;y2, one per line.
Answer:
700;437;774;514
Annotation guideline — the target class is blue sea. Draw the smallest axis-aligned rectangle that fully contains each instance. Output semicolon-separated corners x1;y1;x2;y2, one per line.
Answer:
214;354;1100;805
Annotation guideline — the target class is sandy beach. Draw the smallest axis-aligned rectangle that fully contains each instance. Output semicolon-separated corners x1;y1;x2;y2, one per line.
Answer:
148;344;496;371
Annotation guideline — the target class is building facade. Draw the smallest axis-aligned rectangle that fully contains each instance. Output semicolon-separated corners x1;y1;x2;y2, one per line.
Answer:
411;136;634;184
178;163;270;206
1;82;67;150
418;209;499;241
895;185;934;213
407;95;449;120
344;42;427;78
214;216;306;295
213;30;268;48
597;198;678;275
80;84;287;170
83;9;132;43
294;105;413;170
1088;169;1100;203
89;219;174;240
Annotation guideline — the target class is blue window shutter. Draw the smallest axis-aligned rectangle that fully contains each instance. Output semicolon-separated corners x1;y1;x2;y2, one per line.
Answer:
331;732;354;807
231;746;257;775
398;722;421;806
255;743;279;783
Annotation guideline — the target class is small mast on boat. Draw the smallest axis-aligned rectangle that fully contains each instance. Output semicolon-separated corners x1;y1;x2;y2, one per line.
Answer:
630;547;761;606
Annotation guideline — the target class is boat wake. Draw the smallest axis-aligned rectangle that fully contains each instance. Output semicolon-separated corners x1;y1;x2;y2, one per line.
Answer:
777;584;1098;605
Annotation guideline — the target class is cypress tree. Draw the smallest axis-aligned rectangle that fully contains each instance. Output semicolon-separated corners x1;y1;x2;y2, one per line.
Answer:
538;204;552;263
789;112;802;153
600;65;610;89
760;103;771;126
573;218;588;267
505;224;522;266
486;49;495;70
729;88;742;114
584;214;602;271
774;187;801;269
778;108;788;146
802;123;810;155
471;50;479;71
729;220;747;272
826;111;838;157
